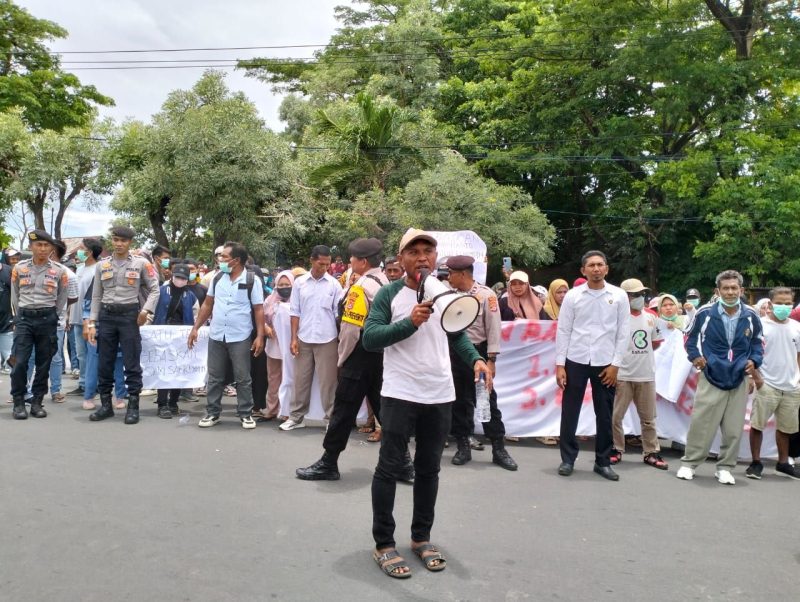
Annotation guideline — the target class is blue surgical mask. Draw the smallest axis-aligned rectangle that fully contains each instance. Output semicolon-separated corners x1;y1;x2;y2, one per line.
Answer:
76;249;89;263
189;271;197;281
772;304;792;321
219;262;232;274
160;258;170;269
719;297;740;308
687;298;699;308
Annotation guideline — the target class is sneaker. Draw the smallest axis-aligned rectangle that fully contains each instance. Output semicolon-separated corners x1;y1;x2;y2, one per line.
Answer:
179;391;199;402
609;449;622;465
140;389;157;397
775;462;800;480
66;387;85;396
745;461;763;480
279;418;305;431
70;369;80;378
715;469;736;485
198;415;220;428
676;466;695;480
240;416;256;430
789;457;796;466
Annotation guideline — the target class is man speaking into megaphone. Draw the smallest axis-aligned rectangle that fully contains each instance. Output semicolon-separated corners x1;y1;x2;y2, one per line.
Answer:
363;228;492;579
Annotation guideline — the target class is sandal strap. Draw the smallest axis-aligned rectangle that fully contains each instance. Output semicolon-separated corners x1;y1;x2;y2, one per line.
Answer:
414;543;438;554
376;550;401;563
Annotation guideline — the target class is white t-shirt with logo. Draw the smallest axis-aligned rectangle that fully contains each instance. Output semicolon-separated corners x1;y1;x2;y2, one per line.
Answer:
381;285;455;404
759;317;800;391
618;311;663;382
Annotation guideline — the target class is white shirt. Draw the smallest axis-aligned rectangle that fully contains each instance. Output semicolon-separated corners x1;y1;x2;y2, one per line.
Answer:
618;311;663;382
266;301;290;359
289;271;343;344
381;285;455;404
556;282;630;367
759;317;800;391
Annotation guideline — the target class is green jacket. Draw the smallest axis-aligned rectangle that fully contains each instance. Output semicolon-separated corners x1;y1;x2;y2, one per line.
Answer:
363;279;482;367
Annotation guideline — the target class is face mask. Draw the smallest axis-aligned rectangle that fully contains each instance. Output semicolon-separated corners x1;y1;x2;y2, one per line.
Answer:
719;297;740;308
219;262;232;274
629;297;645;311
189;272;197;281
76;250;88;263
687;298;699;308
277;287;292;301
772;304;792;321
172;277;188;288
160;258;170;269
662;314;677;322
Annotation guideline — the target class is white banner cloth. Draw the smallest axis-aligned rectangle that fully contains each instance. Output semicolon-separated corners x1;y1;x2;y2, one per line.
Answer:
428;230;488;285
140;325;209;389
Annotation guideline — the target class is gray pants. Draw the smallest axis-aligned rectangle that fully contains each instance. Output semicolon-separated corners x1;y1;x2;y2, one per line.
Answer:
290;339;337;422
681;373;748;470
206;337;254;418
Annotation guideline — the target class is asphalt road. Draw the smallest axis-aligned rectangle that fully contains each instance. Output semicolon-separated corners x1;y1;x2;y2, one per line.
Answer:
1;377;798;601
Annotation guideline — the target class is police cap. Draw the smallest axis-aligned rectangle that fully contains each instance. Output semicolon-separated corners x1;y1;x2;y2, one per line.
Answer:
172;264;190;280
445;255;475;271
27;229;57;246
686;288;701;299
111;226;136;240
348;237;383;259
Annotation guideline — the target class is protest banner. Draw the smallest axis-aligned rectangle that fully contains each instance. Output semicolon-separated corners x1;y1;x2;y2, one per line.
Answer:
428;230;488;284
140;325;209;389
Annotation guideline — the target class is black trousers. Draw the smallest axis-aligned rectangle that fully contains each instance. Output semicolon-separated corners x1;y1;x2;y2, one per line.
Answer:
323;345;383;457
372;397;451;549
97;306;143;396
10;309;58;401
250;336;267;411
157;389;181;407
450;341;504;440
559;359;615;467
789;405;800;458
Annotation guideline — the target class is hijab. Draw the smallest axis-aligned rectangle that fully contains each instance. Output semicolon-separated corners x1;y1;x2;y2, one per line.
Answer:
507;279;543;320
658;293;686;329
543;279;569;320
264;270;295;327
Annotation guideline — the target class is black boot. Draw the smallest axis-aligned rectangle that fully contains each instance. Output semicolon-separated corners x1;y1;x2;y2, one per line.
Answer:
124;394;140;425
491;438;518;471
296;452;340;481
89;394;114;421
29;398;47;418
452;437;472;465
168;404;180;416
157;403;172;419
12;398;28;420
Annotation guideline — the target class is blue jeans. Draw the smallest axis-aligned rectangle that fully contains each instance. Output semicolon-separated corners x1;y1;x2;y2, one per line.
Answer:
0;331;12;369
71;324;87;389
67;324;79;371
84;340;127;400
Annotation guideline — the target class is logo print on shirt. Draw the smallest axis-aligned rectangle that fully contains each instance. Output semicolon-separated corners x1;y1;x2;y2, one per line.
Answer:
632;330;648;350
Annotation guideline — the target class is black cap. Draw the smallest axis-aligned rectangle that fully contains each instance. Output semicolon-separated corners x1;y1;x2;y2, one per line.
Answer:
445;255;475;271
172;264;190;280
686;288;701;298
111;226;136;240
27;229;56;246
348;237;383;259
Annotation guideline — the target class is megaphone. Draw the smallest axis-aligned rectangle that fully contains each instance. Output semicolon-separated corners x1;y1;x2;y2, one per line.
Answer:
417;269;480;333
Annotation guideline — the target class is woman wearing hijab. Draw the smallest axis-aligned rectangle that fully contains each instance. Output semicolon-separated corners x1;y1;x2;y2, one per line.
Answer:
658;294;688;332
264;270;295;421
542;279;569;321
499;271;545;321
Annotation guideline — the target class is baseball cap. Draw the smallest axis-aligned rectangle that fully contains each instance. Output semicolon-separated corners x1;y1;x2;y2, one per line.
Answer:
398;228;437;254
621;278;648;293
508;270;529;283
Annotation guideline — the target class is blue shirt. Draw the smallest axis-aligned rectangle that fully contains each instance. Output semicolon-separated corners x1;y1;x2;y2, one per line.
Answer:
289;271;343;344
208;271;264;343
717;302;741;347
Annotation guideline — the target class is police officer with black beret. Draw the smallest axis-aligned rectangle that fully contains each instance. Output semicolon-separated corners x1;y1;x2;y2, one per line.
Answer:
86;226;160;424
9;229;70;419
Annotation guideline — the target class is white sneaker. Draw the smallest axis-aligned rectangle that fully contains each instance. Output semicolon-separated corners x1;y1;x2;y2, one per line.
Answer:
676;466;695;480
240;416;256;430
198;415;220;428
140;389;157;397
279;418;305;431
715;469;736;485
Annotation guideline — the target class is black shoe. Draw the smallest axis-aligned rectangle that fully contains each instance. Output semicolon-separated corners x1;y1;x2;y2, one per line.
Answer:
168;404;180;416
745;461;763;480
469;436;484;451
65;387;84;396
491;439;518;471
296;457;340;481
124;394;140;425
12;400;28;420
90;394;114;421
775;462;800;480
593;464;620;481
29;400;47;418
157;405;173;419
558;462;573;476
452;437;472;465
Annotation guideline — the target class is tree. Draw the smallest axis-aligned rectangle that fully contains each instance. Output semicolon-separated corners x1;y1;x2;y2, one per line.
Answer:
0;0;113;130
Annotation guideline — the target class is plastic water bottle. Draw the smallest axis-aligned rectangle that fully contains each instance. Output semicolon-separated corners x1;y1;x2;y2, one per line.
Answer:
475;375;491;423
178;414;190;426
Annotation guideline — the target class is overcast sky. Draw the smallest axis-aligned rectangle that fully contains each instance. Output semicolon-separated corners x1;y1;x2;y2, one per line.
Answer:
14;0;341;241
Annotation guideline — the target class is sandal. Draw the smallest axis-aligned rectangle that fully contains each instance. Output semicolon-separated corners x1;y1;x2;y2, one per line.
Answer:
536;437;558;446
610;449;622;465
373;549;412;579
411;543;446;572
367;428;382;443
357;422;375;434
643;452;669;470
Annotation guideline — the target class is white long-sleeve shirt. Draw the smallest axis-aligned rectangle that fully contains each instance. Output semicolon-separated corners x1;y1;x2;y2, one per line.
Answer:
555;282;631;367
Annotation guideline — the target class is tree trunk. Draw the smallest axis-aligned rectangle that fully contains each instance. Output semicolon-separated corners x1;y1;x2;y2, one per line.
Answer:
148;196;171;247
53;184;83;240
704;0;768;60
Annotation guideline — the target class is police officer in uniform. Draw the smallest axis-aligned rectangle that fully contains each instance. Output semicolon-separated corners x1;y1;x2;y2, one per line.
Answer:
296;237;414;481
87;226;160;424
9;229;70;419
446;255;517;470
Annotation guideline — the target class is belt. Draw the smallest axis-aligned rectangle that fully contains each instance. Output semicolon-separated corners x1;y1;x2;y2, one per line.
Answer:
100;303;140;314
19;307;56;317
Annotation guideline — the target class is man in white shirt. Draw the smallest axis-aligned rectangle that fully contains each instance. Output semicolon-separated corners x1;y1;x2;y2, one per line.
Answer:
280;245;344;431
555;250;630;481
746;286;800;480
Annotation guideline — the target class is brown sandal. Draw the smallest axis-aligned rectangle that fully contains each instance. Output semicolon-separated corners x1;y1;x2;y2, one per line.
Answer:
373;549;412;579
367;427;382;443
412;543;446;572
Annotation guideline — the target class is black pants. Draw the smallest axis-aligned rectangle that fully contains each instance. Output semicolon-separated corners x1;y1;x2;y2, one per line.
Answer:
789;405;800;458
559;359;615;467
98;306;142;396
323;345;383;457
450;341;504;440
372;397;451;549
157;389;181;407
10;309;58;401
250;336;267;411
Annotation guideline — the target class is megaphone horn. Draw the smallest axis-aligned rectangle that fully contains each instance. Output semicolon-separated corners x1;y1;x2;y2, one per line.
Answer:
417;270;480;334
